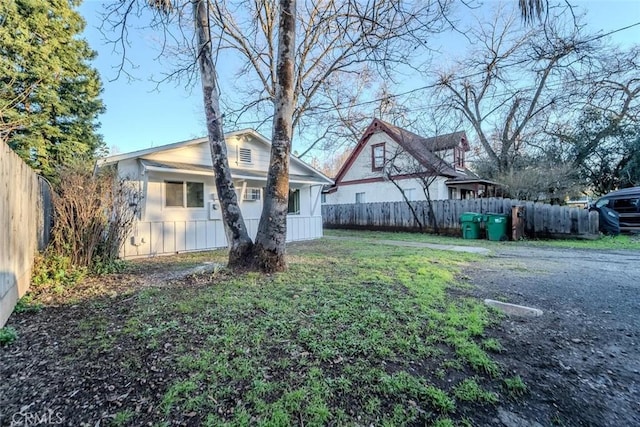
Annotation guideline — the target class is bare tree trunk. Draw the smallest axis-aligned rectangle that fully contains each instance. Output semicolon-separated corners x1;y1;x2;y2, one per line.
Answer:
194;0;253;268
387;177;424;232
423;190;440;235
253;0;296;272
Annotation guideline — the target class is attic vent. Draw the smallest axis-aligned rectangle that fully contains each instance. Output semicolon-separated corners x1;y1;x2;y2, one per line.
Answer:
243;187;261;201
239;147;252;164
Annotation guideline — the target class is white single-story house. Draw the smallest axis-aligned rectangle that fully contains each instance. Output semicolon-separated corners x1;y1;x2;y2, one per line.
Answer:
96;129;333;258
324;119;500;204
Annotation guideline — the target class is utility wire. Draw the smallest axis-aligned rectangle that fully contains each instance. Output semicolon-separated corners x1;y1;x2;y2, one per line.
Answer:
225;21;640;128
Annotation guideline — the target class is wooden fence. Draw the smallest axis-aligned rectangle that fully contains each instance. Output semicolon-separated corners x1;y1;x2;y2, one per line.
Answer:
322;198;599;238
1;142;53;327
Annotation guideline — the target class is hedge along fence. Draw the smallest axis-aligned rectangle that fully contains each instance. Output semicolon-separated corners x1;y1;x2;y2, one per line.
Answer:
1;142;53;326
321;198;599;238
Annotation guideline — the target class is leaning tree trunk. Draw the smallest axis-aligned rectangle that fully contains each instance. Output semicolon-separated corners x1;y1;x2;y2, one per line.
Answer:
253;0;297;272
194;0;253;268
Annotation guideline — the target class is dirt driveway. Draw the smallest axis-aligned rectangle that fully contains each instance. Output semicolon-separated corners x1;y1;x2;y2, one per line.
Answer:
463;245;640;426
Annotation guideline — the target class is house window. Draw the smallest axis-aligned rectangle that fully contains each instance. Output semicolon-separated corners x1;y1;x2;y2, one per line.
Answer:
321;193;327;204
454;147;464;168
372;143;385;170
288;189;300;214
165;181;204;208
238;147;252;164
243;187;261;201
355;192;366;204
186;182;204;207
165;181;184;207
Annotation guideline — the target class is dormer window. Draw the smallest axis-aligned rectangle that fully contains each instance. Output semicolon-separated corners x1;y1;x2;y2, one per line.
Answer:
372;143;385;171
454;147;465;168
238;147;252;164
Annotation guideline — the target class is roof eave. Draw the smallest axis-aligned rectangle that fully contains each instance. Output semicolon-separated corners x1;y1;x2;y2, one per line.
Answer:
96;129;333;185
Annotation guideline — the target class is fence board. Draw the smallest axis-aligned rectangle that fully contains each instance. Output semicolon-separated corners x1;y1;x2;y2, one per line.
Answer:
1;143;52;326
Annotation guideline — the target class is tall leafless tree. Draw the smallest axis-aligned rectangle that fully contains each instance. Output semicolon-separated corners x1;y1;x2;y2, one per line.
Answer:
252;0;296;272
209;0;452;157
193;0;254;267
434;6;596;175
103;0;452;271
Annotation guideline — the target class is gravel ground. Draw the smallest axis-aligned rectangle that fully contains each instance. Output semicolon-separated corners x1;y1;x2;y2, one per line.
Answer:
463;245;640;426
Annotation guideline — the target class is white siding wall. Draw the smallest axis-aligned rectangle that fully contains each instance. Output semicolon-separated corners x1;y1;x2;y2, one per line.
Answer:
117;139;327;258
326;177;449;205
228;135;271;171
341;132;398;182
122;216;324;258
144;137;315;177
117;159;141;180
146;143;211;166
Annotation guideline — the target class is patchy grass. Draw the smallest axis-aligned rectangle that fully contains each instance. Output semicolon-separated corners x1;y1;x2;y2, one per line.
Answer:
453;378;499;403
325;228;640;251
325;228;492;247
520;233;640;250
110;409;135;427
12;238;519;425
503;375;528;397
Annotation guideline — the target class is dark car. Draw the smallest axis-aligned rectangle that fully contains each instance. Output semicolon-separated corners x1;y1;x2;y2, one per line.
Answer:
592;187;640;233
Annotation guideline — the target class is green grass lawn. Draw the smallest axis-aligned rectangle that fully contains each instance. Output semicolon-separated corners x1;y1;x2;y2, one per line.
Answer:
77;238;515;426
325;228;640;251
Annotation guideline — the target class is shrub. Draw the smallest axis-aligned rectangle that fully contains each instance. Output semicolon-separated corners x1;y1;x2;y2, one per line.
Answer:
0;326;18;346
43;164;140;280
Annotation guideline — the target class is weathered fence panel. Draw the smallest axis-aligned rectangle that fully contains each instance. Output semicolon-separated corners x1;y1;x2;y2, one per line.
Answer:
322;198;599;238
1;142;53;326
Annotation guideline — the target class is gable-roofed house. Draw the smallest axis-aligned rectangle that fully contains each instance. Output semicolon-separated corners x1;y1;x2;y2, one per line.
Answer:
96;129;333;258
324;119;499;204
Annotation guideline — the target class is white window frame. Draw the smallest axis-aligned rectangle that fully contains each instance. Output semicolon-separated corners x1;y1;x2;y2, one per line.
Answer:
288;189;301;215
243;187;261;201
372;143;385;170
355;192;366;204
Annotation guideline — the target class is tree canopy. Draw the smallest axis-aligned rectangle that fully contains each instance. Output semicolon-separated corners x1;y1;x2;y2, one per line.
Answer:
430;5;639;200
0;0;105;181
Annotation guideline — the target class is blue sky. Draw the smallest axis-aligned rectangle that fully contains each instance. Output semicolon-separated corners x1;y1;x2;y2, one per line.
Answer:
78;0;640;157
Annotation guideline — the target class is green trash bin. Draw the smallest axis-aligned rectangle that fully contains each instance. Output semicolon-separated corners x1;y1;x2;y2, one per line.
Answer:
460;212;483;239
485;213;510;241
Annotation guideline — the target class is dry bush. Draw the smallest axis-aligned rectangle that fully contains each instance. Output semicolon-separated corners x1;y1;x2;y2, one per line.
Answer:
496;164;580;203
50;165;141;268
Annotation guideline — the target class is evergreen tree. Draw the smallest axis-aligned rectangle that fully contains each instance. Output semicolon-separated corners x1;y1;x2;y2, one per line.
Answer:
0;0;104;181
